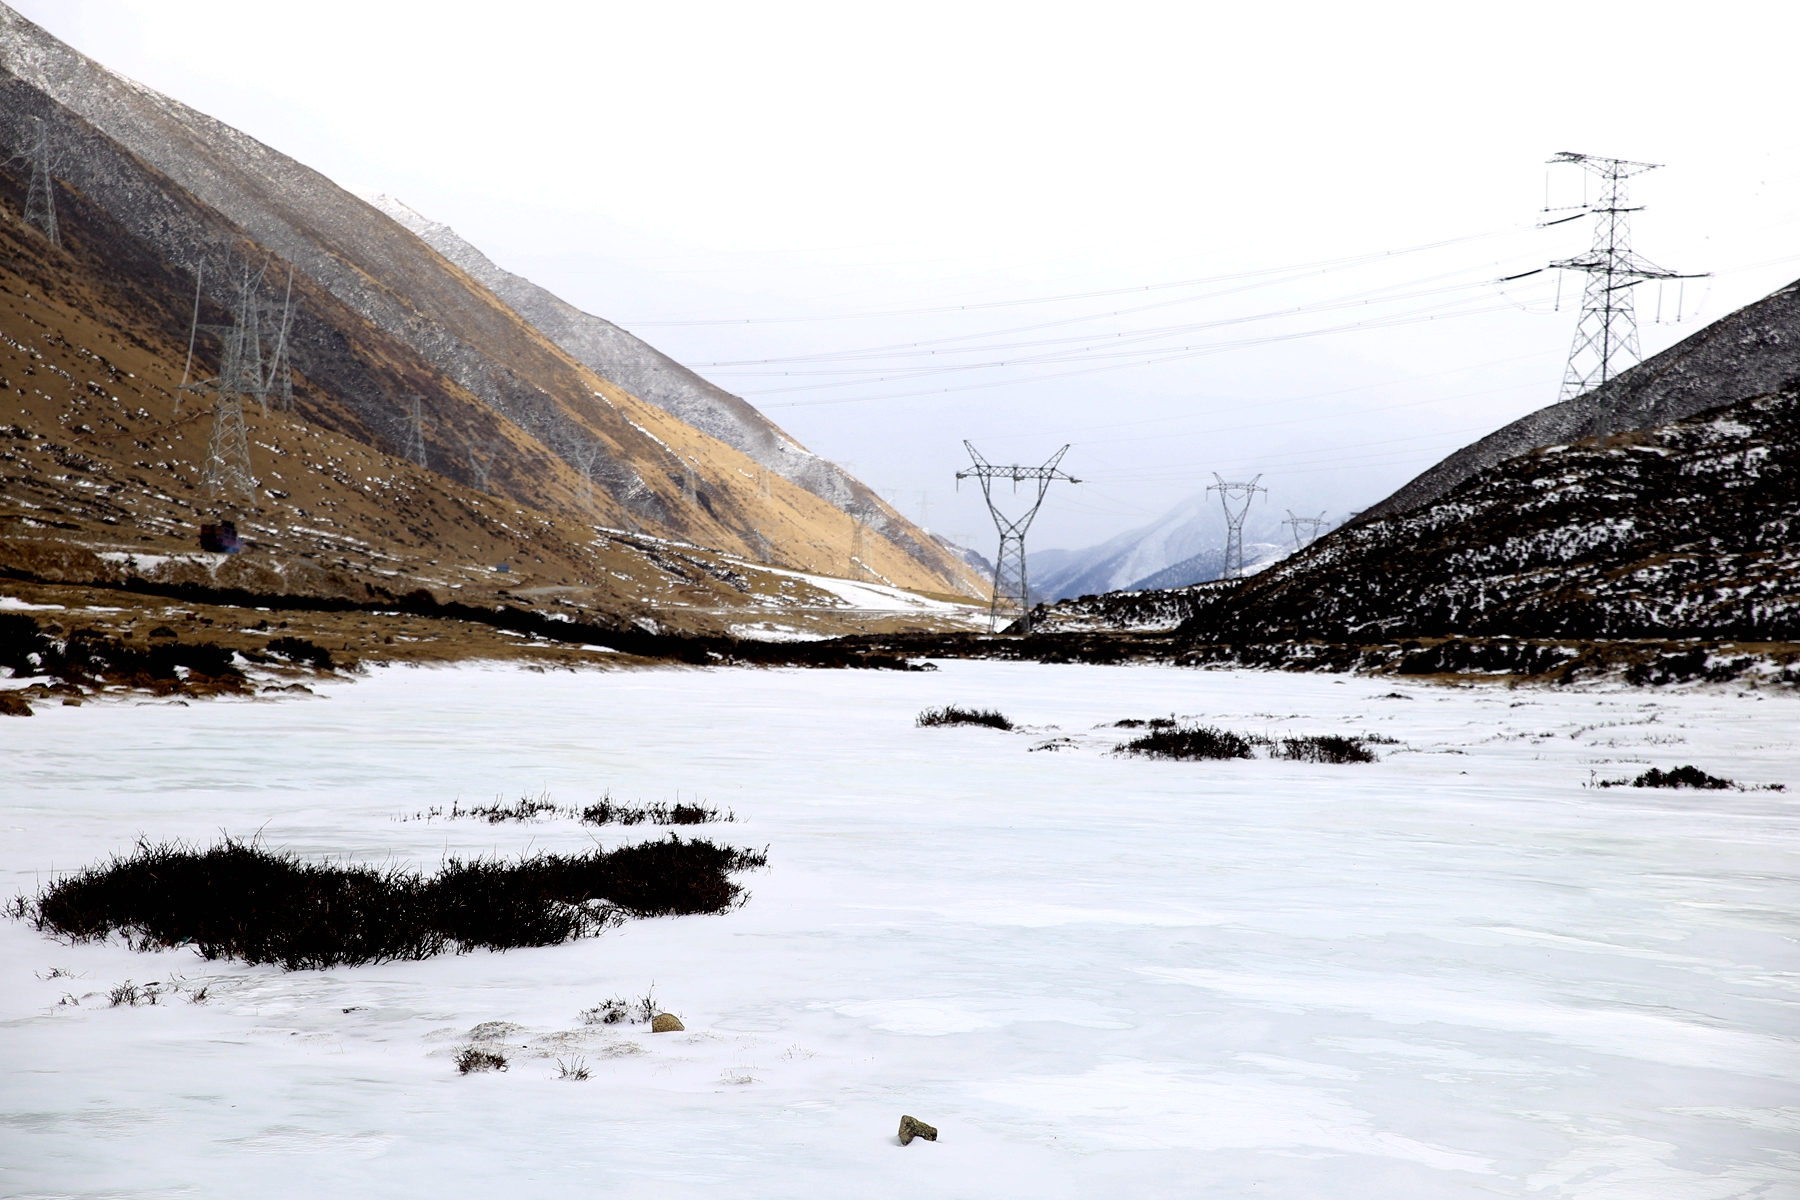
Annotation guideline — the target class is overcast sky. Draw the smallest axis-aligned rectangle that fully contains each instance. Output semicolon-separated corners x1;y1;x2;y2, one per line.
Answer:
16;0;1799;552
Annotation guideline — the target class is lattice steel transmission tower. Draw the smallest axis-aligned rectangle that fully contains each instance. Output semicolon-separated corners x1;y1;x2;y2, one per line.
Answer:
748;525;773;565
464;438;498;492
849;508;872;580
956;442;1078;633
567;439;603;511
1546;152;1706;407
18;116;58;247
178;256;298;507
1283;509;1329;552
400;394;431;469
1208;473;1265;580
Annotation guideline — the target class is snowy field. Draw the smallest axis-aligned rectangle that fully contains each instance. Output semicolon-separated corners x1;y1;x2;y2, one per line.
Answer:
2;662;1796;1199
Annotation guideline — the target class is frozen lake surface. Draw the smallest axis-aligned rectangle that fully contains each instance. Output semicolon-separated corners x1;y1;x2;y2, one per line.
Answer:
2;662;1797;1198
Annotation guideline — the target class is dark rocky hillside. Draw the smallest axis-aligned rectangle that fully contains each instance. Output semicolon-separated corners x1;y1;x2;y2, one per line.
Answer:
1360;278;1800;522
1019;382;1797;651
1172;385;1797;644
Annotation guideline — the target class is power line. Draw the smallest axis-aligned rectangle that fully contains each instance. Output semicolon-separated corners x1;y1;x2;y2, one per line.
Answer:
757;292;1533;408
622;225;1522;327
693;256;1540;372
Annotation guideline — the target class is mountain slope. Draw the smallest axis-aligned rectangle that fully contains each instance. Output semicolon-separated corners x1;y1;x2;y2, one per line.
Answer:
0;194;984;642
1359;277;1800;523
1007;273;1800;673
1172;386;1798;645
362;195;941;565
0;4;982;598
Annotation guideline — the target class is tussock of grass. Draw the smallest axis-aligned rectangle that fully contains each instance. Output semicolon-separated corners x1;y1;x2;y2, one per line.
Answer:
1118;724;1253;761
456;1047;508;1074
917;705;1013;730
582;987;660;1026
1272;735;1378;764
22;836;769;970
580;795;729;826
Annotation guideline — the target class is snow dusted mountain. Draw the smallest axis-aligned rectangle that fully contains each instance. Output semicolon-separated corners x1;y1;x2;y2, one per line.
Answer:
1031;490;1297;601
1126;541;1289;591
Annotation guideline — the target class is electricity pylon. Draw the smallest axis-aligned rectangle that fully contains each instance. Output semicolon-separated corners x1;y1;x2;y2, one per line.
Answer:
1208;473;1265;580
178;255;298;507
1545;152;1706;412
400;394;431;468
568;439;604;511
748;525;773;564
464;438;498;493
1283;509;1329;552
956;442;1078;633
849;508;872;581
17;116;58;247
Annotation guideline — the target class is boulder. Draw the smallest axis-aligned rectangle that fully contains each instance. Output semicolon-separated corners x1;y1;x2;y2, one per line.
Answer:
898;1115;937;1145
650;1013;684;1033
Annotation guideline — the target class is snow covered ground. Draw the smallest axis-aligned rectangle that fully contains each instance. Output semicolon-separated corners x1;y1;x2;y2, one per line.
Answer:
2;663;1796;1198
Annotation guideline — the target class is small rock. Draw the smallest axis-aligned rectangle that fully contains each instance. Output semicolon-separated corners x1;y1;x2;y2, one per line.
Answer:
898;1115;937;1145
0;692;33;717
147;625;178;639
650;1012;684;1033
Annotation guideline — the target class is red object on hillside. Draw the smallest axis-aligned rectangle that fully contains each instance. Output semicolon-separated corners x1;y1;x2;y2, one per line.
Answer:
200;521;241;554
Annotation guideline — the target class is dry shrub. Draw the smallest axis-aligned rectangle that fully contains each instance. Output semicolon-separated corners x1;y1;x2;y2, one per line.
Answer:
24;836;769;970
456;1048;508;1075
917;705;1013;730
1632;765;1735;790
1273;735;1378;764
1118;724;1253;761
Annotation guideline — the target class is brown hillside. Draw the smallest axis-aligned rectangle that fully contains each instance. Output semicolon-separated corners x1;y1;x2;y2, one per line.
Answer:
0;3;986;599
0;199;982;641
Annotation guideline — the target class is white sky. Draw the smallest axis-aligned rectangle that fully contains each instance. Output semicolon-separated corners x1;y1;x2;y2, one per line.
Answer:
15;0;1800;551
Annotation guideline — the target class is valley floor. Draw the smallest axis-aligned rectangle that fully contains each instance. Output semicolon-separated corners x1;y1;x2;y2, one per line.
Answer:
2;662;1796;1198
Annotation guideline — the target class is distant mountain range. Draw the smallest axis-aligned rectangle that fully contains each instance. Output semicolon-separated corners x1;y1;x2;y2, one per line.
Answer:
1030;488;1302;601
